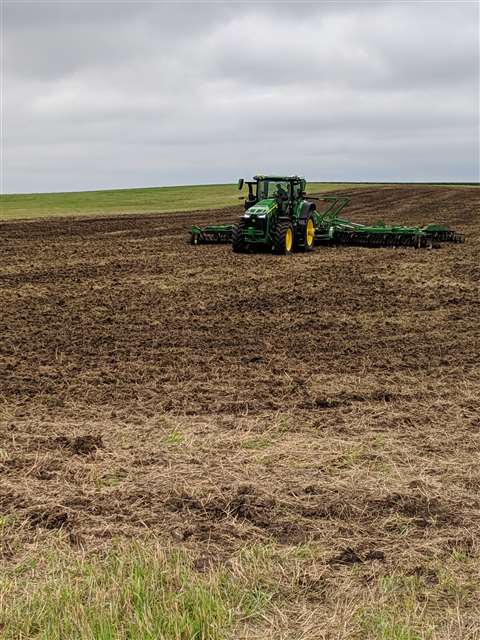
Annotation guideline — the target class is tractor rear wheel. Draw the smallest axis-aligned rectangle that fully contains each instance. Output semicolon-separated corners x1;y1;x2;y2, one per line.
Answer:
303;216;315;252
232;221;247;253
273;221;294;255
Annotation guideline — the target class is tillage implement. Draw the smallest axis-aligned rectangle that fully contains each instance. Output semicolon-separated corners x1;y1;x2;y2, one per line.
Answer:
189;176;464;253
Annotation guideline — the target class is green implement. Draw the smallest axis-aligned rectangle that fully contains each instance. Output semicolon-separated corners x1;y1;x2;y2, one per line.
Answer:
189;176;464;252
190;224;234;245
313;196;465;248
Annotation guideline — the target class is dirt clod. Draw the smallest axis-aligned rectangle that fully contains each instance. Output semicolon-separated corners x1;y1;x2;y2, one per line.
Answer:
28;508;70;530
329;547;363;566
53;434;103;455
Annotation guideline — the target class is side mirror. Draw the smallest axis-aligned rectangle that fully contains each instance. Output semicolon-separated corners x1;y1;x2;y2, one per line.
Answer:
237;178;244;190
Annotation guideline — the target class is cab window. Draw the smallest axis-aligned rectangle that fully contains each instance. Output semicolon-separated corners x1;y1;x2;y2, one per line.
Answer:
292;183;302;199
258;180;290;199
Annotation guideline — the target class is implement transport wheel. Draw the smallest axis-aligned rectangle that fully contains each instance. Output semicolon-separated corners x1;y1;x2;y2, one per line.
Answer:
190;233;199;245
303;216;315;252
232;221;247;253
273;221;294;255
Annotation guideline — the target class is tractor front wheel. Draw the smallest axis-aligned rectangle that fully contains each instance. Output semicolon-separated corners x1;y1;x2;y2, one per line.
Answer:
273;222;294;255
232;221;247;253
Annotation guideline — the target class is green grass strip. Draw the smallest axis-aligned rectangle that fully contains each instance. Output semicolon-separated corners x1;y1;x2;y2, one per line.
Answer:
0;183;364;220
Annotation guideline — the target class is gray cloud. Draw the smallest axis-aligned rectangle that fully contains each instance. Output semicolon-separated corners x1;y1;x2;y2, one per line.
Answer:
3;1;479;193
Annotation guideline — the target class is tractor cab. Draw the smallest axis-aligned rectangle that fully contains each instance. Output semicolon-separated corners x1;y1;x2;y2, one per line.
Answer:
239;175;307;215
257;179;289;201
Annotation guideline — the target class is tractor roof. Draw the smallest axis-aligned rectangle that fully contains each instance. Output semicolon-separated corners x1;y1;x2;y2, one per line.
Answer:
254;175;305;182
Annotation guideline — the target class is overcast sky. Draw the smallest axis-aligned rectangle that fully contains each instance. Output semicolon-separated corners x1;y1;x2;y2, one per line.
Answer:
2;1;479;193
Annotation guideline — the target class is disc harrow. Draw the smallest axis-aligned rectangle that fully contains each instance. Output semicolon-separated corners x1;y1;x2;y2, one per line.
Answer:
313;196;464;249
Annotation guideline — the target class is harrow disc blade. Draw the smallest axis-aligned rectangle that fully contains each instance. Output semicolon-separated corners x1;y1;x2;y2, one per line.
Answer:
421;224;465;244
189;227;234;245
332;230;430;249
426;230;465;243
203;231;232;244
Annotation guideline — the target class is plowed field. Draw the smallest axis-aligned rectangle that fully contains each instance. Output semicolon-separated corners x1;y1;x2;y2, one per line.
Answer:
1;185;479;636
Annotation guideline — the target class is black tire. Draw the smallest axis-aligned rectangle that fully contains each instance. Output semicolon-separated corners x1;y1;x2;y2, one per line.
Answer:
273;221;294;255
232;221;247;253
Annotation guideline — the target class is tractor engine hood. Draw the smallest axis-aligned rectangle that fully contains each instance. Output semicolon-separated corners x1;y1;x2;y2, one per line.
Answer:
243;198;277;218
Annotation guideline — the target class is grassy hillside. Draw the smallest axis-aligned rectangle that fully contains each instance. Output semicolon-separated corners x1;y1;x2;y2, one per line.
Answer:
0;182;362;221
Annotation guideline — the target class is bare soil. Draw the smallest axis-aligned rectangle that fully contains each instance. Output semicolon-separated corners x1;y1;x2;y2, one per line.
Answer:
1;186;479;628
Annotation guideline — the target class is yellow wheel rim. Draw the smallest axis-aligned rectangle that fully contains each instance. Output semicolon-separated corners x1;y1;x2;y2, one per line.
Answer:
306;218;314;246
285;228;293;252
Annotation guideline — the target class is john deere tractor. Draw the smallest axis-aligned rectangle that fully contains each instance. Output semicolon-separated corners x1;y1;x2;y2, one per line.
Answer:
189;175;464;251
231;175;317;254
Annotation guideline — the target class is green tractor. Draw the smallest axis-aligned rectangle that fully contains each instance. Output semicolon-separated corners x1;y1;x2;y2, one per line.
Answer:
232;175;317;254
189;175;464;251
